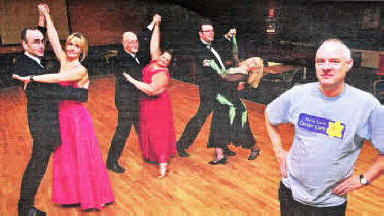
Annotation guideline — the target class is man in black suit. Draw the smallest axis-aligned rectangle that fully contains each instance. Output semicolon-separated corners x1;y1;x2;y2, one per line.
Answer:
106;14;161;173
176;19;236;157
15;13;88;216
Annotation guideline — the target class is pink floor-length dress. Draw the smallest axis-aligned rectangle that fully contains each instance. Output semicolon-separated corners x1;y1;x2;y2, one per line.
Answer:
52;81;114;210
139;62;176;163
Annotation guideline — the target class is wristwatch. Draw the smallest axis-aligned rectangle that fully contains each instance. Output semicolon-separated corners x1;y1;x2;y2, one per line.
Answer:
29;75;35;81
359;174;369;186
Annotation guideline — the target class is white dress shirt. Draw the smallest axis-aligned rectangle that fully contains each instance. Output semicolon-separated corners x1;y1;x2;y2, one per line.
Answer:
201;40;225;70
127;52;140;64
24;52;44;68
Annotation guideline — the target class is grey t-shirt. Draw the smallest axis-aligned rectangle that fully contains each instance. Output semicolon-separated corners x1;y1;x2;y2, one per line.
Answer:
266;83;384;207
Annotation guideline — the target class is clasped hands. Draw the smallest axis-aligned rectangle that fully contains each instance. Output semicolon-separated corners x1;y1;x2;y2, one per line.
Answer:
153;14;161;25
38;3;50;16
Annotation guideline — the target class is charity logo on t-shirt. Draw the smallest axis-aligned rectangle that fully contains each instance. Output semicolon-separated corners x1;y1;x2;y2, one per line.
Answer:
298;113;345;139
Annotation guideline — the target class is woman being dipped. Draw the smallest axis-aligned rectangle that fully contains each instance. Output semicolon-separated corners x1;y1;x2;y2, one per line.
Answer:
204;30;263;165
13;4;113;210
123;15;176;178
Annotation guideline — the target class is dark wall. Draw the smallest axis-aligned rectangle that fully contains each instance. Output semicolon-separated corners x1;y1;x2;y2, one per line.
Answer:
2;0;384;52
275;1;384;50
0;0;270;54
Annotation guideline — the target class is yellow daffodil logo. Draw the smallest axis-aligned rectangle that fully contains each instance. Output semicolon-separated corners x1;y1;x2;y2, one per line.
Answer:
326;121;344;138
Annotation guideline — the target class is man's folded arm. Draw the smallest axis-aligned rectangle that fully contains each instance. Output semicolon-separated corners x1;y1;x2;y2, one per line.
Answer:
39;83;88;102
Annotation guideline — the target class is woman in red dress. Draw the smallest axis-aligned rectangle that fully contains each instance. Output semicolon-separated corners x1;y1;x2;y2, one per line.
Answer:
123;15;176;178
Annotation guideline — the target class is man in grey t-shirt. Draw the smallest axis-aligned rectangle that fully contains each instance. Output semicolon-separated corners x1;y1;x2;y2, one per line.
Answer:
265;38;384;215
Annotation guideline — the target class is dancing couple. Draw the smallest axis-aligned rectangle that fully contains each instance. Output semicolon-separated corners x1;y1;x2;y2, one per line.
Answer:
14;4;113;216
177;19;262;164
121;15;177;178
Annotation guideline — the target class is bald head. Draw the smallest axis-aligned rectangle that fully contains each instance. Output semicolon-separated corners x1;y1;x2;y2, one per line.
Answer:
123;32;137;41
122;31;139;54
316;39;351;60
315;38;354;96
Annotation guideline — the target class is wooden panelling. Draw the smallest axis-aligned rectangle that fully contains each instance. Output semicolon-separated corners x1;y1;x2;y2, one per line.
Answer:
0;0;69;45
67;0;148;46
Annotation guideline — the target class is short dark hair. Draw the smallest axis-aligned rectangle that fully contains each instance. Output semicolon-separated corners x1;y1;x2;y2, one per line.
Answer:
21;27;36;42
163;48;174;66
163;48;174;56
21;26;47;43
198;18;213;32
20;27;46;43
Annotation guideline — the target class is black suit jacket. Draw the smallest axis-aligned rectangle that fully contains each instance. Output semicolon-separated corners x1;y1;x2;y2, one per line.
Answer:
114;28;152;110
14;54;88;150
194;39;233;98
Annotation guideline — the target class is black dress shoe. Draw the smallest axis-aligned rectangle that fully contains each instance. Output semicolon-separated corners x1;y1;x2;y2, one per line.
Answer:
177;144;189;157
19;207;46;216
208;157;227;165
248;148;260;160
106;162;125;173
223;148;236;156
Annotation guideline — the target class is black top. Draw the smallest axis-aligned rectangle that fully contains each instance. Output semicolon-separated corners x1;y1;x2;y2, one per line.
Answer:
113;28;152;108
194;38;233;97
13;53;88;150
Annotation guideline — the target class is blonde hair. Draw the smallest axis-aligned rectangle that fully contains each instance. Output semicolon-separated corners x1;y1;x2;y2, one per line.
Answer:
66;32;88;62
239;57;264;88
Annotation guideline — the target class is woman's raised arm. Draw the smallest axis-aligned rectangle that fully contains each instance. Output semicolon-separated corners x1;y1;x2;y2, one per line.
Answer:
38;4;66;62
150;15;162;61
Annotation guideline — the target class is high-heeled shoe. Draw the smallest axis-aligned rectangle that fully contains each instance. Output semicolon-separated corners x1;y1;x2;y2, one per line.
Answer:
208;157;227;165
223;147;236;156
156;163;168;179
248;148;260;160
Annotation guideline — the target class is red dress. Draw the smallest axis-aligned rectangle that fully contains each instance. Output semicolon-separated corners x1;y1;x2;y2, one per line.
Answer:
52;82;114;210
139;61;176;163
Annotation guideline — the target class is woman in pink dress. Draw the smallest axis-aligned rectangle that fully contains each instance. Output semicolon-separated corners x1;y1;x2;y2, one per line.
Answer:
13;4;113;210
123;16;176;178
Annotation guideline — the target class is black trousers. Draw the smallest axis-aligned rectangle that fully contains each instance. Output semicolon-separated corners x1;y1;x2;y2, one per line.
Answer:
177;91;216;149
279;182;347;216
107;106;139;164
18;141;53;210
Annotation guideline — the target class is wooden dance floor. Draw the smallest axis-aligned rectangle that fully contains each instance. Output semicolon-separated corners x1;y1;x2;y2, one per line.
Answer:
1;76;383;215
